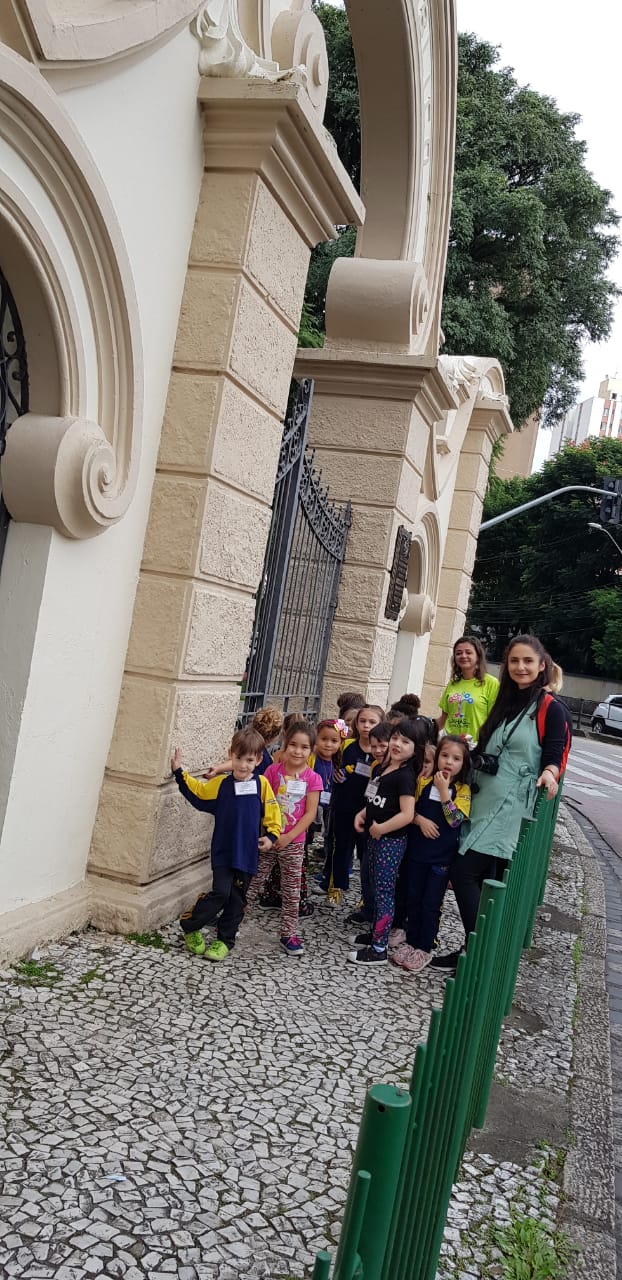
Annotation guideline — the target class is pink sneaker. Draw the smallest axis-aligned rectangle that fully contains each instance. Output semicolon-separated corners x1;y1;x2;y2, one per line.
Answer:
400;947;433;974
388;928;407;950
390;942;412;965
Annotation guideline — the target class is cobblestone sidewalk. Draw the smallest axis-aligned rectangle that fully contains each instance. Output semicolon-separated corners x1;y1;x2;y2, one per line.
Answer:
0;806;612;1279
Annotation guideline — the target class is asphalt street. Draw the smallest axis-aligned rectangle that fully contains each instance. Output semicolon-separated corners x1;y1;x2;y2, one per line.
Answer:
563;735;622;858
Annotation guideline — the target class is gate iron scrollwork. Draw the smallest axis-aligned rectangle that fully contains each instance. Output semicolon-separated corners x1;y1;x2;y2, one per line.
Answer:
0;267;29;564
241;378;351;725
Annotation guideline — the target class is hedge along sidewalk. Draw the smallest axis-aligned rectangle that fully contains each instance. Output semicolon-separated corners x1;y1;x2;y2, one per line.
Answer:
434;802;615;1279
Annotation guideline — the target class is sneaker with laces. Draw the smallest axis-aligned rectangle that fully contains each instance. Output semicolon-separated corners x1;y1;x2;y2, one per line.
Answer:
280;935;304;956
429;948;463;974
205;939;230;962
344;908;370;926
388;928;407;950
183;930;206;956
397;947;433;974
348;945;387;965
350;930;373;946
299;901;315;918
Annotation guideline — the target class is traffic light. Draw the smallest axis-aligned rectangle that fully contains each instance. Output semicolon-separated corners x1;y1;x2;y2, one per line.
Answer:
599;477;622;526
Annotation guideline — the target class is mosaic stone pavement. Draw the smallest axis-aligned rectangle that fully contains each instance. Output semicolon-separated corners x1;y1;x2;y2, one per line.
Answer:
0;830;582;1280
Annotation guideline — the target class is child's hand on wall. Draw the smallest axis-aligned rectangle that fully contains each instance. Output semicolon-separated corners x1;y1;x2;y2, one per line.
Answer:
171;747;183;772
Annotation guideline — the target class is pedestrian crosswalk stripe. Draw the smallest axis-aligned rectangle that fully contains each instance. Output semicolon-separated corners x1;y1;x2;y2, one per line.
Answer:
565;759;622;790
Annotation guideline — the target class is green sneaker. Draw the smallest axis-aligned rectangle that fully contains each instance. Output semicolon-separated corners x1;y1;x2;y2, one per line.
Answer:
205;939;230;962
183;929;206;956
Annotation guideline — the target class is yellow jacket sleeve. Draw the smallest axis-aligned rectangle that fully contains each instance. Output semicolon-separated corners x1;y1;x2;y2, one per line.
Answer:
454;782;471;819
260;775;283;839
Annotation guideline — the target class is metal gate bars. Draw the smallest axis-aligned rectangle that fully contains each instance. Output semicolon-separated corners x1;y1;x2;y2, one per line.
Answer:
241;378;351;724
0;266;29;566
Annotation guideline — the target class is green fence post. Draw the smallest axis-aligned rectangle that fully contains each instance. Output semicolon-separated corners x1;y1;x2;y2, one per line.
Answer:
313;1251;333;1280
332;1170;371;1280
334;1084;411;1280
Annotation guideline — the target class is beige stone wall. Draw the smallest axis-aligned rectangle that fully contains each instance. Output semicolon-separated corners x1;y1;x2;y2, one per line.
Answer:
88;77;361;929
495;412;539;480
423;411;497;711
295;352;457;713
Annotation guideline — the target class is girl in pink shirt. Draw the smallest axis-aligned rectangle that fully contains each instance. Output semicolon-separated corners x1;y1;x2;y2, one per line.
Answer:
245;720;322;956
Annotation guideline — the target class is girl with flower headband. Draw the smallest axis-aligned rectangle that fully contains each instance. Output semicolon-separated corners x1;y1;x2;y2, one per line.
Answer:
259;716;348;916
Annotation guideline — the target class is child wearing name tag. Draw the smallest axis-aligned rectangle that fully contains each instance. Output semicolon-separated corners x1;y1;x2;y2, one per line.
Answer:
172;727;282;961
392;735;471;976
246;720;322;956
346;719;392;927
348;718;424;966
321;704;384;904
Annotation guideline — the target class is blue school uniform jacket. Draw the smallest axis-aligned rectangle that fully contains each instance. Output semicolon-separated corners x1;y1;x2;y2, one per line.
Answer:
173;769;281;876
409;776;471;865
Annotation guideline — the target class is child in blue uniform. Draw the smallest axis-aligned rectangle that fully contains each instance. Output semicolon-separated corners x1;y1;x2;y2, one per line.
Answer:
392;735;471;975
321;704;384;903
172;727;281;960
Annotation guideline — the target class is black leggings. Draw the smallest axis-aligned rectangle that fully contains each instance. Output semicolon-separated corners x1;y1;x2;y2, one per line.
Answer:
449;848;508;942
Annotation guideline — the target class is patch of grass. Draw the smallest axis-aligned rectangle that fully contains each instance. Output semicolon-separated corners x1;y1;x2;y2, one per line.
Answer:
490;1209;576;1279
13;959;61;987
126;930;170;952
78;968;104;985
571;936;583;976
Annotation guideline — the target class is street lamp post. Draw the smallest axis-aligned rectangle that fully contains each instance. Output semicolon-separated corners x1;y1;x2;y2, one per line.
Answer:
587;522;622;561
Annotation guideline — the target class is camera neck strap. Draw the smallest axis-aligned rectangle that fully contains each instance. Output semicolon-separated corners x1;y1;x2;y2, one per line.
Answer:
497;699;535;754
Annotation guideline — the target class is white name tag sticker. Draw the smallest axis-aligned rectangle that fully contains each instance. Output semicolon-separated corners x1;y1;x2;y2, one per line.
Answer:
355;762;372;778
365;781;379;800
429;785;442;802
234;779;258;796
320;790;332;807
286;779;307;797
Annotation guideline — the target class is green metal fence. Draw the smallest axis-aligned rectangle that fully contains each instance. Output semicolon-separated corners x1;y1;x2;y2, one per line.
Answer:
313;786;563;1280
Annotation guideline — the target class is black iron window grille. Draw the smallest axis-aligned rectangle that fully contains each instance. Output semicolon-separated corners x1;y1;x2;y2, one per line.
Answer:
0;267;29;564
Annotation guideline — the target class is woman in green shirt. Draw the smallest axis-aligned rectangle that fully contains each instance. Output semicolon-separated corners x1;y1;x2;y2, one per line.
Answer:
438;636;499;743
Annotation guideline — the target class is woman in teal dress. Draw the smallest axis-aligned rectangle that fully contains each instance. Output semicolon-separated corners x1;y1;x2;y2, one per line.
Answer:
431;635;570;973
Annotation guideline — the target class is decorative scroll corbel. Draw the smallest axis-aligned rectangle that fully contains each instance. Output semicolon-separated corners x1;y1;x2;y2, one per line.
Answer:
192;0;281;78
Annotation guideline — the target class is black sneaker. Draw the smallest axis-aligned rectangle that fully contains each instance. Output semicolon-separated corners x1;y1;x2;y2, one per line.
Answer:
348;945;387;966
429;949;464;974
299;901;315;918
350;931;373;946
259;894;282;910
345;909;370;926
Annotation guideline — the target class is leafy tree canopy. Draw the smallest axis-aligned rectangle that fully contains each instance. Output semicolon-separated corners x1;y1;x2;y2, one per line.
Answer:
305;8;620;430
466;437;622;676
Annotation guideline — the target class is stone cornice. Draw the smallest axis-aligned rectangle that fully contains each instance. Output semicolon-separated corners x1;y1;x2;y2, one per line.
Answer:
198;74;363;246
295;348;458;423
14;0;201;63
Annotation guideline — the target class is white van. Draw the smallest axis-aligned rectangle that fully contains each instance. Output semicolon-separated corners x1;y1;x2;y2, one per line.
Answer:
591;695;622;736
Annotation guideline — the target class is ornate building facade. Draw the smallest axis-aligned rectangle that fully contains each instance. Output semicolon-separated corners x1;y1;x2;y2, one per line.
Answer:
0;0;512;955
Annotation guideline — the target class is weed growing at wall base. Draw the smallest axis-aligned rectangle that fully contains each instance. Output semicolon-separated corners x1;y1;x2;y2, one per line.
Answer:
490;1209;576;1279
12;959;61;986
126;931;170;952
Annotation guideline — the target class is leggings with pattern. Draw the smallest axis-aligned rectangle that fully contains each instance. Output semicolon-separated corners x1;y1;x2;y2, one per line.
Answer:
367;833;408;950
246;844;304;938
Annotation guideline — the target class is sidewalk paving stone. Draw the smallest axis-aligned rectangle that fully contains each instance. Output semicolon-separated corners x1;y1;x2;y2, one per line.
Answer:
0;806;613;1278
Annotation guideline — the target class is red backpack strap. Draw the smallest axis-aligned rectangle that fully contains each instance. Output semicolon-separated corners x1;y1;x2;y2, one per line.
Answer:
536;691;571;777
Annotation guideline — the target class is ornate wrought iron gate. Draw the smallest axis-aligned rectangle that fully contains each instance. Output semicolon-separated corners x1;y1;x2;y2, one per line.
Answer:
241;379;350;724
0;267;29;565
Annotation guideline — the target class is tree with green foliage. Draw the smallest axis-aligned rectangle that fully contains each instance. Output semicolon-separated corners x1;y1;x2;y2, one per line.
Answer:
466;437;622;675
303;7;620;430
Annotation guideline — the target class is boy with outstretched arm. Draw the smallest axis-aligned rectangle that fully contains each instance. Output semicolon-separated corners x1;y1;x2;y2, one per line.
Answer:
171;726;282;961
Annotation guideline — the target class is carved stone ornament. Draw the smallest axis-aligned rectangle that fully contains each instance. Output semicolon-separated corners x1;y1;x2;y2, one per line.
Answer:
404;592;437;636
440;355;480;400
192;0;329;118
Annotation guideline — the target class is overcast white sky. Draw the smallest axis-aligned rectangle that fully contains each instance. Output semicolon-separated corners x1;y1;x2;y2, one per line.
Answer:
457;0;622;459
